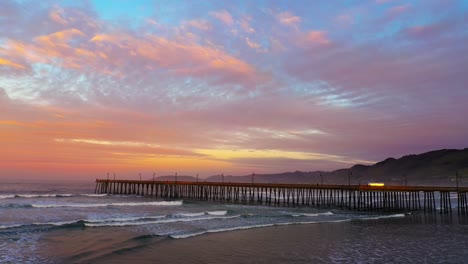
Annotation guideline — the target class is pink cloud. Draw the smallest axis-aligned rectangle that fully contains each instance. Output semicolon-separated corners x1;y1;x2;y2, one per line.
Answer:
404;21;453;40
241;19;255;33
89;33;258;83
245;37;261;49
389;4;411;15
382;4;412;22
304;31;331;45
277;11;301;27
210;10;234;26
146;18;158;25
375;0;393;4
184;19;213;31
49;6;68;25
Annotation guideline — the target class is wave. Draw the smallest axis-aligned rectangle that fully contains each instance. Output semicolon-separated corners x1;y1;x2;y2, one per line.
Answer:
0;224;24;230
175;210;228;218
15;194;73;198
1;211;230;230
283;211;334;217
86;215;167;223
359;213;406;221
81;194;108;197
85;215;241;227
0;220;85;230
0;193;111;199
177;212;206;217
170;219;352;239
31;200;183;208
207;210;228;216
0;204;33;209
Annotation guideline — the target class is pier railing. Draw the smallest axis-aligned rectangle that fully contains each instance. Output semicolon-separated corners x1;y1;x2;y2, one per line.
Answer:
95;179;468;214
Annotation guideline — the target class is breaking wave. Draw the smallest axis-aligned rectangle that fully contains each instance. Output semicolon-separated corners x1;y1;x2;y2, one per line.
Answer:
85;215;241;227
31;200;183;208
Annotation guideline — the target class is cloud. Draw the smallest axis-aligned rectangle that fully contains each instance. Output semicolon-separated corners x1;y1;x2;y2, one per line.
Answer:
49;6;68;25
210;10;234;26
382;4;412;22
0;57;26;69
1;1;467;179
1;28;258;88
276;11;301;27
240;18;255;33
375;0;393;4
89;33;258;84
389;4;411;15
303;31;331;45
245;37;261;50
184;19;213;31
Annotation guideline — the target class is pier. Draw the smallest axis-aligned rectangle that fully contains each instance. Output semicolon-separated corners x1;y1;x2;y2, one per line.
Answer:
95;179;468;214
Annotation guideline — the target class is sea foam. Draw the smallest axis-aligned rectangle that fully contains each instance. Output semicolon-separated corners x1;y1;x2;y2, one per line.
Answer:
85;215;241;227
31;200;183;208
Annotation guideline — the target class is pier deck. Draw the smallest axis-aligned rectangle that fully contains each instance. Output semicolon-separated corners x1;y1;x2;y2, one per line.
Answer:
95;179;468;213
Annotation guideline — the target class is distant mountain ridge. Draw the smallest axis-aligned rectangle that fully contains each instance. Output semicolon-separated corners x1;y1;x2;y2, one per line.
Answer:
152;148;468;186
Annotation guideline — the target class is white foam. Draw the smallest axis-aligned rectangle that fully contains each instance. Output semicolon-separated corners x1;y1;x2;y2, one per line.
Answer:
207;210;228;216
31;200;183;208
32;220;78;226
360;213;406;220
0;193;110;199
86;215;166;223
178;212;206;217
290;211;334;217
81;194;108;197
85;215;241;227
170;219;351;239
0;224;24;230
15;194;58;198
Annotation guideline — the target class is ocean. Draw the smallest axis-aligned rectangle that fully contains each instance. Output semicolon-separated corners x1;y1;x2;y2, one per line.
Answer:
1;181;467;263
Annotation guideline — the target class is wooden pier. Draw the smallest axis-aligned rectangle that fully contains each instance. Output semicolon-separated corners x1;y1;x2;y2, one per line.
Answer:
95;179;468;214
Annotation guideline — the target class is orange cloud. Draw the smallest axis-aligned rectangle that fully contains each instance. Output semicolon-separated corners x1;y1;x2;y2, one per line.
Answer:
0;57;26;69
35;28;85;45
211;10;234;26
0;120;36;127
1;29;100;72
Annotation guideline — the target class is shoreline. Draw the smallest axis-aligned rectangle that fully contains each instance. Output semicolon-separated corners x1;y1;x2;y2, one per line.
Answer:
38;212;468;264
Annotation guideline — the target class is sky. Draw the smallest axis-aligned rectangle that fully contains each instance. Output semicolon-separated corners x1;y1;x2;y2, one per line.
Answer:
1;0;467;181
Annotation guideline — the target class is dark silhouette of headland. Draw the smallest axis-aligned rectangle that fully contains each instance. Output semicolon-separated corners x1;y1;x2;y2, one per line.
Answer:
154;148;468;186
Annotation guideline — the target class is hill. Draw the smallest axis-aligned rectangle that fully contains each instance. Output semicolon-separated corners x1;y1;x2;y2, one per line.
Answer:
206;148;468;186
152;148;468;186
